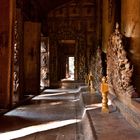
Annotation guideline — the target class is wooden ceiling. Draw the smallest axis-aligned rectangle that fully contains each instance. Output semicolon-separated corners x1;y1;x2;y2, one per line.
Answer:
18;0;79;21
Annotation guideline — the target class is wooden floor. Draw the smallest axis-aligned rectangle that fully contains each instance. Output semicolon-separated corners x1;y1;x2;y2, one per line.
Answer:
0;87;140;140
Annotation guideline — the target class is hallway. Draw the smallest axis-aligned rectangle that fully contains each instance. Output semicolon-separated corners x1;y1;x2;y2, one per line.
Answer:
0;87;140;140
1;0;140;139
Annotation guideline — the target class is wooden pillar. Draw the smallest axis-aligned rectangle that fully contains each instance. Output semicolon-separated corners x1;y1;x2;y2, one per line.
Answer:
102;0;116;52
23;22;41;95
0;0;15;108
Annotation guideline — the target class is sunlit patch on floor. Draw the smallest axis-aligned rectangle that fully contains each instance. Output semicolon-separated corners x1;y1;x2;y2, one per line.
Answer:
0;119;81;140
49;101;63;105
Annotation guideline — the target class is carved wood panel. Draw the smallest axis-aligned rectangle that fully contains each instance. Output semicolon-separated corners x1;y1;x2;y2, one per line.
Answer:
90;47;102;92
107;23;136;98
13;19;19;94
40;37;50;87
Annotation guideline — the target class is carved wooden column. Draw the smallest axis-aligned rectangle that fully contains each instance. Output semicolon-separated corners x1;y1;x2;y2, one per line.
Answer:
49;36;58;87
40;37;50;87
77;34;86;82
0;0;16;108
12;8;24;104
13;18;20;104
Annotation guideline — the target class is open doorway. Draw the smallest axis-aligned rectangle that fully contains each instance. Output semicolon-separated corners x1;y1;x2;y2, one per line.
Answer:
66;56;75;80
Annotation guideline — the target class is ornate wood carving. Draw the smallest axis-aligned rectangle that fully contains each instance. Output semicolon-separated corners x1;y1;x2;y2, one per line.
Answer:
13;19;19;93
90;47;102;92
40;39;49;87
107;23;136;98
13;8;24;102
14;20;19;65
13;71;19;92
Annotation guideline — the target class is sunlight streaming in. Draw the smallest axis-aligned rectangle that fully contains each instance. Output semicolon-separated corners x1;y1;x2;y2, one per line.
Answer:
0;119;81;140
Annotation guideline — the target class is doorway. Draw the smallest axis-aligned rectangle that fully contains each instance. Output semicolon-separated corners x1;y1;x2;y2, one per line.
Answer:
66;56;75;80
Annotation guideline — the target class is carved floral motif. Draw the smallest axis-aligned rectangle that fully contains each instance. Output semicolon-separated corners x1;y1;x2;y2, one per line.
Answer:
13;19;19;93
40;38;50;87
107;23;135;97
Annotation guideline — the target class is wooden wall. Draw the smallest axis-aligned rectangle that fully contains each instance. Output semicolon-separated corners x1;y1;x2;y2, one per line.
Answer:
23;22;41;95
0;0;15;108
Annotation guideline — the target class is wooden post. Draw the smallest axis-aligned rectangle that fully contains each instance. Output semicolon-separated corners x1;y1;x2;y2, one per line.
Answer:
87;72;95;93
101;76;109;113
84;74;88;84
